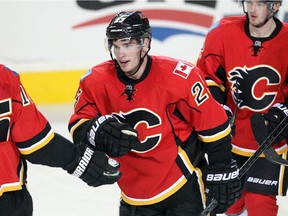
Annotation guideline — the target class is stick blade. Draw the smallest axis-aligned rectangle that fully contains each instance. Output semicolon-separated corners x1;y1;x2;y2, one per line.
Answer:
251;113;288;166
263;147;288;166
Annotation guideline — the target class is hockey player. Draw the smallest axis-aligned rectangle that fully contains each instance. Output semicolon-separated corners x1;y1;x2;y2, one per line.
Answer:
68;11;241;215
0;64;121;216
197;0;288;215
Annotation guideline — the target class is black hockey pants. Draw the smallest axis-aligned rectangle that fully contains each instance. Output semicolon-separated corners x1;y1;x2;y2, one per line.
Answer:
0;184;33;216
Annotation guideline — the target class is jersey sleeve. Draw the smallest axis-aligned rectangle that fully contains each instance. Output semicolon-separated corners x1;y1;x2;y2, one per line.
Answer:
68;69;99;141
197;20;227;92
178;67;231;142
0;65;76;169
176;67;232;165
2;66;55;155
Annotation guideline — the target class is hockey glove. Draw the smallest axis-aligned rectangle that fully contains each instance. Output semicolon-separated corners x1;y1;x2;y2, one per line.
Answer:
87;115;140;157
65;142;121;187
262;103;288;144
203;160;241;214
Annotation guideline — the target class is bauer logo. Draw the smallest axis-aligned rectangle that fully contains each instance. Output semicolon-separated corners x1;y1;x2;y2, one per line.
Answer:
247;177;278;186
73;0;216;41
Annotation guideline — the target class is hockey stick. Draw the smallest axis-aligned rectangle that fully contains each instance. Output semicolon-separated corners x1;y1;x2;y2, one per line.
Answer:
230;81;239;127
252;114;288;166
263;147;288;166
199;114;288;216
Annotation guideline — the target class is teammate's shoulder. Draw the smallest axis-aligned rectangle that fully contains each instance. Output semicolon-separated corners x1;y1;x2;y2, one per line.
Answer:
208;16;245;33
0;64;19;76
281;20;288;31
0;65;21;95
221;16;245;24
0;64;19;83
80;60;115;82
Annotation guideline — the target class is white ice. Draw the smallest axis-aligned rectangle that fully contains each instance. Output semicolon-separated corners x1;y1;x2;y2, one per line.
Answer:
27;105;288;216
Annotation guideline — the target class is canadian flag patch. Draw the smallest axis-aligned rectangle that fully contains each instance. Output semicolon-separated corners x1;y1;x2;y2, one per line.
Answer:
173;61;194;79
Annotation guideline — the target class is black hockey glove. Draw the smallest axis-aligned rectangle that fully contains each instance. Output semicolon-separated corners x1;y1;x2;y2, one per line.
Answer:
203;160;242;214
262;103;288;144
87;115;140;157
65;142;121;187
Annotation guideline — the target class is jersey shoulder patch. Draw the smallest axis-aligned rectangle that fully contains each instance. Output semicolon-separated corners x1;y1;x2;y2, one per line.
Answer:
172;61;194;79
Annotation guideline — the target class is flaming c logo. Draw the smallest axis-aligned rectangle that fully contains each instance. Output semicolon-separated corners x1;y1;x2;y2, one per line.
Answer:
228;66;280;112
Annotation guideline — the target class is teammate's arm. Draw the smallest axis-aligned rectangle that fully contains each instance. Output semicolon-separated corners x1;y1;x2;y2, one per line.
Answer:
181;68;241;214
22;132;121;187
7;66;121;187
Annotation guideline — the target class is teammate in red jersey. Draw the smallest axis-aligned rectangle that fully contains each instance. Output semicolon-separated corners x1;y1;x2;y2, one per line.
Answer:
197;0;288;215
68;11;241;215
0;64;121;216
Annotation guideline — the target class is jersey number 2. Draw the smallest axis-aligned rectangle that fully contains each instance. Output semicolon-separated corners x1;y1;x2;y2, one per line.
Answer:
192;82;209;106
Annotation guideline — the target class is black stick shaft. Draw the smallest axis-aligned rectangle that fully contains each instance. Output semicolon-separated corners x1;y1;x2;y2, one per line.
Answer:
199;115;288;216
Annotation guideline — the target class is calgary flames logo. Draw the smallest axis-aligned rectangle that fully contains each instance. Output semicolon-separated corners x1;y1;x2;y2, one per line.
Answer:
228;65;281;112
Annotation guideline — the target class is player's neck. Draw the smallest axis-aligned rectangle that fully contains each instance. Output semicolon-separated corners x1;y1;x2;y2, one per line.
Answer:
249;18;276;38
128;56;148;80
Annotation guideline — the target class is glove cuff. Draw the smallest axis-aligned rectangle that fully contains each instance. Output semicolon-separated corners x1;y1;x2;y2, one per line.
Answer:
64;142;92;177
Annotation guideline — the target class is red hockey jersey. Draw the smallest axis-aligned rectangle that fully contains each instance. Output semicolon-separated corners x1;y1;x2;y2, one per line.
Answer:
0;65;54;196
197;16;288;156
69;56;231;205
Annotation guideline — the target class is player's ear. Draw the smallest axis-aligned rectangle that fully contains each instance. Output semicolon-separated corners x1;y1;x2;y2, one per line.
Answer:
143;38;150;51
272;2;281;12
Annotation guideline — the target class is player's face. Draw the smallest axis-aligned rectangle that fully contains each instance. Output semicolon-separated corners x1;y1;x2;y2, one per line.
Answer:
245;0;272;27
112;39;143;76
